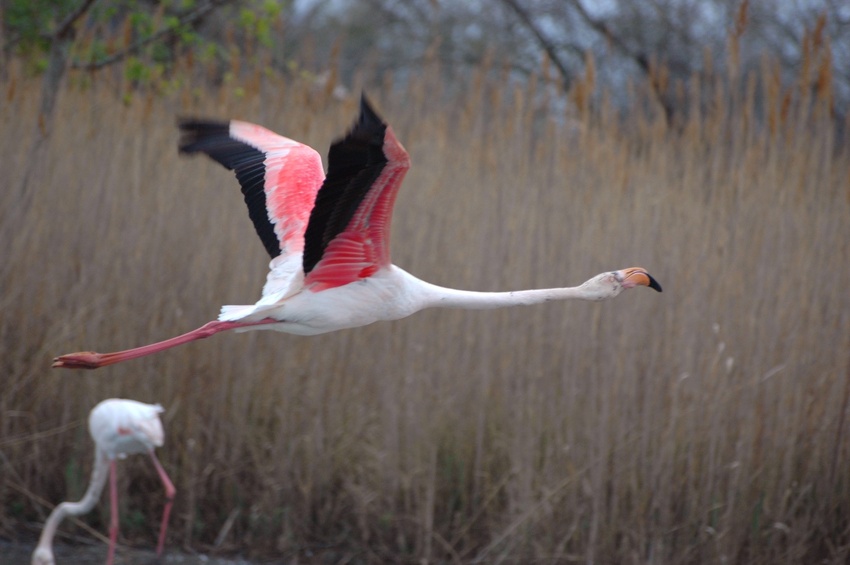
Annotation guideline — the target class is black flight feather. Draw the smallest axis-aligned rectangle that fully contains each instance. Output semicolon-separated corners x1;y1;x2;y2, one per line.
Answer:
177;119;281;259
302;95;388;274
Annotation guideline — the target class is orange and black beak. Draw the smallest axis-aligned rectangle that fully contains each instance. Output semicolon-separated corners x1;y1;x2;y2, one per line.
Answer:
620;267;663;292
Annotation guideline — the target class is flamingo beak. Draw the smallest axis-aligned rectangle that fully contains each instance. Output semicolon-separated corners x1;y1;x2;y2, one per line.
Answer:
620;267;663;292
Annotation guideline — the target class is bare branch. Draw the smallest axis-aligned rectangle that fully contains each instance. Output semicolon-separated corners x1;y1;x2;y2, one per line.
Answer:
500;0;574;89
570;0;649;73
570;0;674;121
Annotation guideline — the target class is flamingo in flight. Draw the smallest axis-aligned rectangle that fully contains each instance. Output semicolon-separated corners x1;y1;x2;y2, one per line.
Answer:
53;95;661;370
32;399;175;565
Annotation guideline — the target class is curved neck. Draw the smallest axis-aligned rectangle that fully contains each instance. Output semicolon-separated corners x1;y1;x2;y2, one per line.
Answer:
33;450;109;561
414;278;589;311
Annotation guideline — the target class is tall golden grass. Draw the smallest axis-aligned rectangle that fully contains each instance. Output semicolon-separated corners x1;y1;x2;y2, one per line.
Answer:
1;40;849;563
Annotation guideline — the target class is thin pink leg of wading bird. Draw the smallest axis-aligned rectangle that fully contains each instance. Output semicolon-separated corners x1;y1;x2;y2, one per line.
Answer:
53;94;661;370
31;399;175;565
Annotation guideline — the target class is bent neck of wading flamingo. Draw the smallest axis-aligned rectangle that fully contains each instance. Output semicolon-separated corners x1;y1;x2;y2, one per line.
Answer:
32;451;110;565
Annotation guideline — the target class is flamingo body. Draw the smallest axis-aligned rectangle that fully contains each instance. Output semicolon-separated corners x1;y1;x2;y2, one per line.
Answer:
225;266;429;334
88;399;165;459
32;399;175;565
53;95;661;370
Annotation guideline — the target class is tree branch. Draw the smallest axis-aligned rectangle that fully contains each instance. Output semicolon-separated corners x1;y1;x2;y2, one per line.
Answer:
570;0;649;72
54;0;99;40
500;0;575;90
570;0;673;121
70;0;231;70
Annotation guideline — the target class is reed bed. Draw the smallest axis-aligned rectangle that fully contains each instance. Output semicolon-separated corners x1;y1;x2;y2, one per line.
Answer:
1;46;849;564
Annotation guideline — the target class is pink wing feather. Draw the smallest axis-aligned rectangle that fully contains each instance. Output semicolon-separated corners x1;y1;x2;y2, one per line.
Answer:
228;121;325;257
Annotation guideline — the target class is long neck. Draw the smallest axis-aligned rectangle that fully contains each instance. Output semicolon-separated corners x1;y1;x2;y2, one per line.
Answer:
33;450;109;564
412;277;590;311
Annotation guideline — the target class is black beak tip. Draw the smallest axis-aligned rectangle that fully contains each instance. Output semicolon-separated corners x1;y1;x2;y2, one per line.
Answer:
647;274;663;292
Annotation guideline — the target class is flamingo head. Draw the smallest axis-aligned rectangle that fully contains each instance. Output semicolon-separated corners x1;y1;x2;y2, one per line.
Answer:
580;267;662;301
31;547;55;565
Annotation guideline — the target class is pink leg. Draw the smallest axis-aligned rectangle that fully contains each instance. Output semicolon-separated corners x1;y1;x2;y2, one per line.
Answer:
52;318;277;370
149;451;176;556
107;460;118;565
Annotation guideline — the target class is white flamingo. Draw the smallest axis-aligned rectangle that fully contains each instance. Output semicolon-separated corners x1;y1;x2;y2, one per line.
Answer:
32;399;174;565
53;95;661;370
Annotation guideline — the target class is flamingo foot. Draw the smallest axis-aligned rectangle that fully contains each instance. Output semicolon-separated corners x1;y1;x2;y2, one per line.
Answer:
52;352;109;369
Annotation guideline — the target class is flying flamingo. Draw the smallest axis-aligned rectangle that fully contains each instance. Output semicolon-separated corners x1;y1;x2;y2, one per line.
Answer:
31;399;175;565
53;95;661;370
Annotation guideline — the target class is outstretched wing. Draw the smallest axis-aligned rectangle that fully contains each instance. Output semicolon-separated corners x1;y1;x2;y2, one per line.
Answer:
178;119;324;259
303;95;411;291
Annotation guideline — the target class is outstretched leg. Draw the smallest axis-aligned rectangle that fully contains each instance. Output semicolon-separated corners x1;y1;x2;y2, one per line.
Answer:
52;319;278;369
149;451;176;556
107;460;119;565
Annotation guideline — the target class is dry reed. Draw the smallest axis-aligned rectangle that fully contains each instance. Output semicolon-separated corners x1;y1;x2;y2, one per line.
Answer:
1;41;849;564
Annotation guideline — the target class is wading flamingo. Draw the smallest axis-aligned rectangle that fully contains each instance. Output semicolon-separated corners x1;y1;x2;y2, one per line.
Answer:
53;95;661;370
32;399;174;565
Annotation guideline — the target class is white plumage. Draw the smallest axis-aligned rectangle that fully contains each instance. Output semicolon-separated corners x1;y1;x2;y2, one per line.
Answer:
32;399;174;565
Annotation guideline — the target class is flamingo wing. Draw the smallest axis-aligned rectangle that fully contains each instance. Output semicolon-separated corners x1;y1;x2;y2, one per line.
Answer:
178;119;325;259
303;95;411;291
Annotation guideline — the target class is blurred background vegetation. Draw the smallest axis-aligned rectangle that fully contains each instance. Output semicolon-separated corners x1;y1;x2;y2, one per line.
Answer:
2;1;850;563
4;0;850;131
